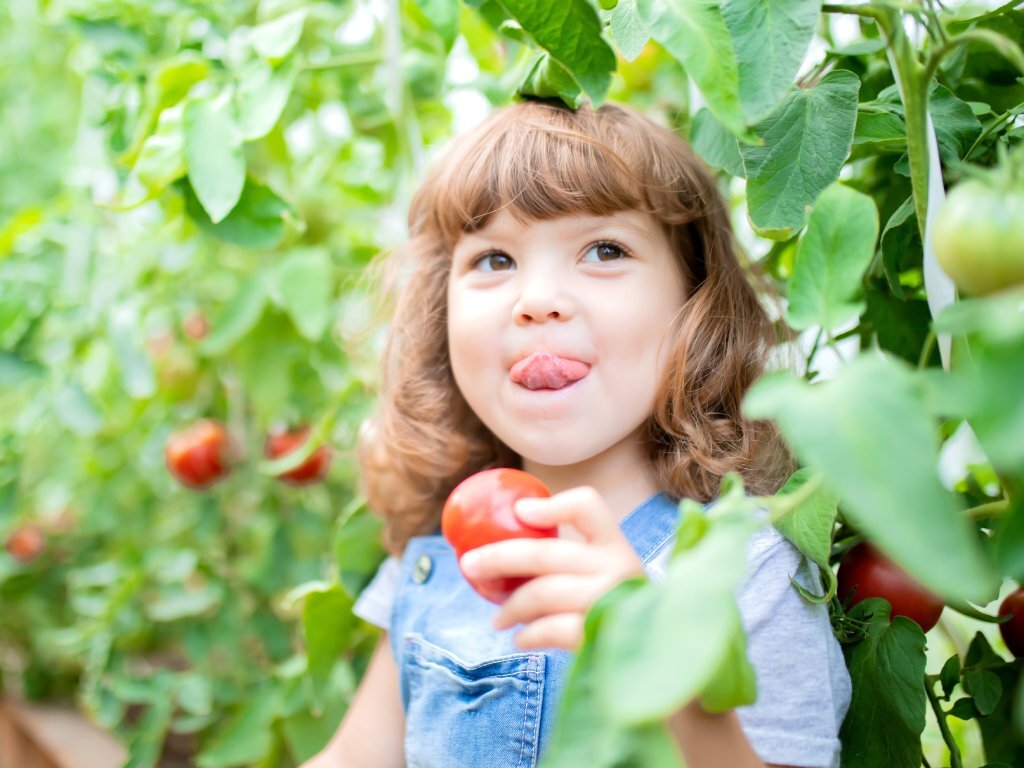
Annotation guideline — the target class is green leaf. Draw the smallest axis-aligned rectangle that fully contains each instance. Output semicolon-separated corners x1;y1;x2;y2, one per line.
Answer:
145;584;223;622
964;668;1003;716
303;585;357;712
721;0;820;123
879;195;919;300
690;107;744;177
609;0;649;62
519;52;584;109
639;0;746;136
133;103;187;191
53;382;103;437
184;177;293;249
273;250;334;342
107;304;157;400
839;602;927;768
699;626;757;712
237;60;297;141
862;291;935;367
414;0;461;49
501;0;616;104
742;70;861;239
196;686;281;768
0;352;43;387
596;514;759;723
199;276;268;356
939;653;961;700
124;694;175;768
250;9;308;60
853;106;906;151
771;468;838;581
334;502;387;598
786;182;879;332
744;354;998;605
184;94;246;224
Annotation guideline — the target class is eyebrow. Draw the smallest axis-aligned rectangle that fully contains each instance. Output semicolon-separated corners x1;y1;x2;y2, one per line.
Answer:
459;215;655;246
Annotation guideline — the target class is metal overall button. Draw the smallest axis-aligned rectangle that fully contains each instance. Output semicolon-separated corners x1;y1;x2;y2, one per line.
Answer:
412;555;433;584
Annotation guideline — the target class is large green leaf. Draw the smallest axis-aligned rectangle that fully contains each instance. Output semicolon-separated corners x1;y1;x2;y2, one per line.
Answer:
770;468;839;602
639;0;746;136
184;94;246;224
839;601;927;768
184;177;293;249
721;0;820;123
786;182;879;332
744;354;998;604
273;249;335;342
742;69;861;239
499;0;616;104
250;9;308;61
302;584;357;711
689;107;745;177
519;52;584;109
609;0;649;62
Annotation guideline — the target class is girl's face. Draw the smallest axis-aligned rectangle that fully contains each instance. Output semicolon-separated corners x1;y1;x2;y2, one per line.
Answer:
447;210;688;480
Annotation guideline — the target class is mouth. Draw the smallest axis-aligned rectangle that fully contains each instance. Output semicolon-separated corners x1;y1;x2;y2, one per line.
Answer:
509;352;591;391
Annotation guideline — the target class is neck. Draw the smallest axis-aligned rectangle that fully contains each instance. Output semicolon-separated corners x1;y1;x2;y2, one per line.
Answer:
521;434;661;523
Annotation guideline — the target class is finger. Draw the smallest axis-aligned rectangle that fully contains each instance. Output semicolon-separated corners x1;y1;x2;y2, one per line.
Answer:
514;486;621;545
460;537;604;580
493;573;609;631
514;613;585;652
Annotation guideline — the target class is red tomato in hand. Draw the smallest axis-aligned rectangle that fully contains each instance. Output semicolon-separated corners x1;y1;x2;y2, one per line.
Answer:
165;420;232;490
5;525;45;564
837;542;944;632
265;426;332;486
998;587;1024;657
441;468;556;604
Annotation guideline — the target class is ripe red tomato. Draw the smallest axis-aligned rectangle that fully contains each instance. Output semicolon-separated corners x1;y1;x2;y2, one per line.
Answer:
165;420;232;490
837;542;944;632
998;587;1024;657
265;426;332;486
5;525;45;564
441;468;556;604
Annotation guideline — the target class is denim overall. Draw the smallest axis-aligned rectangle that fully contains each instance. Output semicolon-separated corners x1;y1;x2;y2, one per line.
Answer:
389;492;680;768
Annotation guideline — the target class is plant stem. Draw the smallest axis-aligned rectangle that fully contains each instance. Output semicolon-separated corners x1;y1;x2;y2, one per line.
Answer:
968;499;1009;521
302;51;386;71
922;28;1024;86
917;330;937;369
924;673;964;768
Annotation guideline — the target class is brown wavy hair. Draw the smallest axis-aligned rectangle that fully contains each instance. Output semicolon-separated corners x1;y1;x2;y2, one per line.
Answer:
358;99;793;555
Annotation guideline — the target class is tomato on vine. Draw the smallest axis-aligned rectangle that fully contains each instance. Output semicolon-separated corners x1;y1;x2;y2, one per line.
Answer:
998;587;1024;658
265;426;332;486
933;156;1024;297
442;468;556;604
837;542;944;632
5;525;45;564
165;420;232;490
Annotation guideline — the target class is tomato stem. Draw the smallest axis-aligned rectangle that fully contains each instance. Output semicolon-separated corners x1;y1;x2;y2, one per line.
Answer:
921;29;1024;87
924;673;965;768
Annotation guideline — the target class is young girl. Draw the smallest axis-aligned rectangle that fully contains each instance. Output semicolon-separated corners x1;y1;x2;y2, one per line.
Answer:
303;99;851;768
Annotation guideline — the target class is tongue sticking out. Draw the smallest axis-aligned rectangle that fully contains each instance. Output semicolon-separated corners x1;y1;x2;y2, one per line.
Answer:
510;353;590;391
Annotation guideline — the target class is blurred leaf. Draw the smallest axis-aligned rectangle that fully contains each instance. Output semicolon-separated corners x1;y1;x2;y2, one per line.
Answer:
742;70;861;239
237;60;298;141
199;275;268;356
770;468;839;595
107;303;157;399
786;182;879;331
184;177;293;249
145;583;224;622
273;250;334;342
184;94;246;224
133;103;187;192
124;692;175;768
744;354;998;604
303;584;357;712
640;0;745;136
839;601;927;768
251;9;308;60
721;0;820;124
334;502;387;598
0;351;43;387
196;685;282;768
414;0;460;50
52;382;103;437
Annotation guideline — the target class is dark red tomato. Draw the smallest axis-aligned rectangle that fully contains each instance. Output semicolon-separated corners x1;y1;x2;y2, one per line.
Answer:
5;525;45;564
441;468;556;604
165;420;232;490
998;587;1024;657
837;542;944;633
265;426;332;486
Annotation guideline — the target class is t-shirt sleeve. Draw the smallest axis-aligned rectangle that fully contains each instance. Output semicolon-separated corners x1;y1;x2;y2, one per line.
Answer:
733;526;852;768
352;555;402;629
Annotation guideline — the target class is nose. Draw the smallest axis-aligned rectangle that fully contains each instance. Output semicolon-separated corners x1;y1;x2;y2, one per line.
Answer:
512;263;573;325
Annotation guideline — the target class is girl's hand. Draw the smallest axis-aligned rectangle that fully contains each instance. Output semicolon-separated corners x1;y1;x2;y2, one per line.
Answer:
457;486;645;651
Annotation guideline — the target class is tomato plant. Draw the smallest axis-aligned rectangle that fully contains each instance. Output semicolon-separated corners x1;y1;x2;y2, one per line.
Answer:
264;426;332;486
933;176;1024;296
164;420;232;490
837;542;945;633
999;587;1024;658
441;468;556;604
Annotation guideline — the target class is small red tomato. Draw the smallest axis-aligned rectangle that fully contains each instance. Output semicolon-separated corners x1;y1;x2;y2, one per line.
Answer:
5;525;45;563
441;468;556;604
165;420;232;490
265;426;332;486
838;542;945;632
998;587;1024;657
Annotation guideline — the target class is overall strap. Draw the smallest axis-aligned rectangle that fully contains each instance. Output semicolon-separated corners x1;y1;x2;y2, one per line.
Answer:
618;492;684;564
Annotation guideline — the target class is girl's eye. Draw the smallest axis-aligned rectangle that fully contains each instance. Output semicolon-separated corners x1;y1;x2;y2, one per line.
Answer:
473;251;515;272
582;241;629;263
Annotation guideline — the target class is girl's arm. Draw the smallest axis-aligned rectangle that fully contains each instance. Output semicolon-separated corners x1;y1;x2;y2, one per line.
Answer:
668;702;800;768
300;634;406;768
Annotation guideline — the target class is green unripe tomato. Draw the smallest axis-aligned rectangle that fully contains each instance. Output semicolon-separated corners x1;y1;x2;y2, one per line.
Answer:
933;180;1024;297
